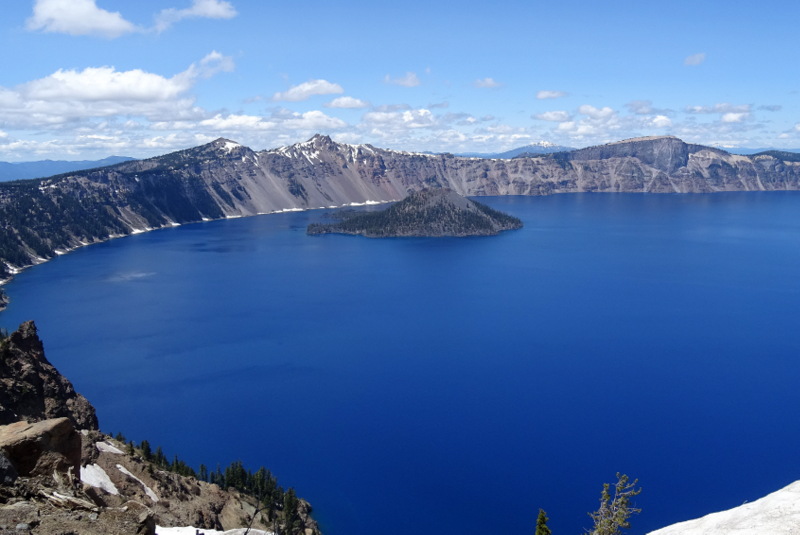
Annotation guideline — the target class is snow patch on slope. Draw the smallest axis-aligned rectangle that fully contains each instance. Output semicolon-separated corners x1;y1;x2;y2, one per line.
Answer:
96;441;124;454
80;464;119;495
222;141;241;153
117;464;159;502
648;480;800;535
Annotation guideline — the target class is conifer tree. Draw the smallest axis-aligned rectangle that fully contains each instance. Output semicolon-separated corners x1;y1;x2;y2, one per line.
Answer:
140;439;152;461
535;508;552;535
588;473;641;535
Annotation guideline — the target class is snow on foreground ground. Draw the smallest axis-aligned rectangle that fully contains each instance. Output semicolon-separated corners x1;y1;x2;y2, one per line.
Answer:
647;480;800;534
156;528;272;535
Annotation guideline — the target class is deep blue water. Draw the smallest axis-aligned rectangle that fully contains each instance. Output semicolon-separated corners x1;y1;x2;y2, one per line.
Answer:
3;193;800;535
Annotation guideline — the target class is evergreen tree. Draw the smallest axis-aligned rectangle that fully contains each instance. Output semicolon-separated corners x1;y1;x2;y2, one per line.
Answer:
154;446;167;467
282;488;302;535
588;473;641;535
535;508;552;535
140;439;152;461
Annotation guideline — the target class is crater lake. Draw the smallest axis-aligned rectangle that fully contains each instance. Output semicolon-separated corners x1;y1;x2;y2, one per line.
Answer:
2;192;800;535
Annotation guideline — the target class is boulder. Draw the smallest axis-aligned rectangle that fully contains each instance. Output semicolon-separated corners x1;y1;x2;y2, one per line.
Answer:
0;417;81;478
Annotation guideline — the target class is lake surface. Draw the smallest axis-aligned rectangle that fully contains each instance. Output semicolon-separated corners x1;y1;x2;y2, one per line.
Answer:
3;193;800;535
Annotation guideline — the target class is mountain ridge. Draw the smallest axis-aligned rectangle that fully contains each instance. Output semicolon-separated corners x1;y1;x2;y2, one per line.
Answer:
0;156;135;182
1;133;799;287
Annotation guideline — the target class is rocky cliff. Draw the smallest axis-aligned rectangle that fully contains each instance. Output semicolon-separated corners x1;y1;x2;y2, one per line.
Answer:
0;322;321;535
0;321;97;429
1;134;799;282
308;188;522;237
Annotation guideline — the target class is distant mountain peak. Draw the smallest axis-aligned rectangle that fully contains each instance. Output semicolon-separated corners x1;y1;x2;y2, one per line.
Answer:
308;133;333;144
526;140;558;148
207;138;245;153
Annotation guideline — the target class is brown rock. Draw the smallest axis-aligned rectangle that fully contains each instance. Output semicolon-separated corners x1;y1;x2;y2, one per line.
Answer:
0;321;98;430
0;418;81;477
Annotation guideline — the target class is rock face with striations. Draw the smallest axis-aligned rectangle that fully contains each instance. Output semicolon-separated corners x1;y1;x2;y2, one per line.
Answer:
0;321;98;429
308;187;522;237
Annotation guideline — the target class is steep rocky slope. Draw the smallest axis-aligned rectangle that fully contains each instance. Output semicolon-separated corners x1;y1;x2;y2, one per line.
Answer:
0;322;321;535
0;321;97;429
1;134;799;283
307;188;522;237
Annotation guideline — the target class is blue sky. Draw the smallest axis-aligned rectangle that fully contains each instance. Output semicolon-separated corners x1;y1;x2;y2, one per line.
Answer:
1;0;798;161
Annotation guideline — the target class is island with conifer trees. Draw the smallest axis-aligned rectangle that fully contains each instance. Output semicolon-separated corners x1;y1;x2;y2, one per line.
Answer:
307;188;523;237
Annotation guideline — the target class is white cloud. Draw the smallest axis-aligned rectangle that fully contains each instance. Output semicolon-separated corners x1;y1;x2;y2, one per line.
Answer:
474;78;501;88
536;90;567;100
534;110;571;122
27;0;138;38
22;51;231;103
384;72;421;87
401;109;435;128
272;80;344;102
182;50;235;80
686;103;750;114
155;0;237;33
27;0;237;38
578;105;615;120
0;52;231;130
200;113;275;131
684;52;707;66
283;110;347;130
324;96;369;109
23;66;191;101
626;100;652;114
721;112;748;123
651;115;672;128
362;108;438;131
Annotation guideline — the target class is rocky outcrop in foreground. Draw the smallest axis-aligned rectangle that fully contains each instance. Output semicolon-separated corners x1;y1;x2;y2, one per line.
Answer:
307;188;522;237
0;321;97;429
0;322;320;535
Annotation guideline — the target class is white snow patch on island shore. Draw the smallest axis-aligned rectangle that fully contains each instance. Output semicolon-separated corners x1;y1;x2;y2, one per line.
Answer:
648;480;800;534
80;464;119;495
346;199;396;207
273;207;303;213
116;464;159;502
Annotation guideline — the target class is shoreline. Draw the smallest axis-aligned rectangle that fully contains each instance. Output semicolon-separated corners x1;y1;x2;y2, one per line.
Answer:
0;198;396;312
2;188;795;313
